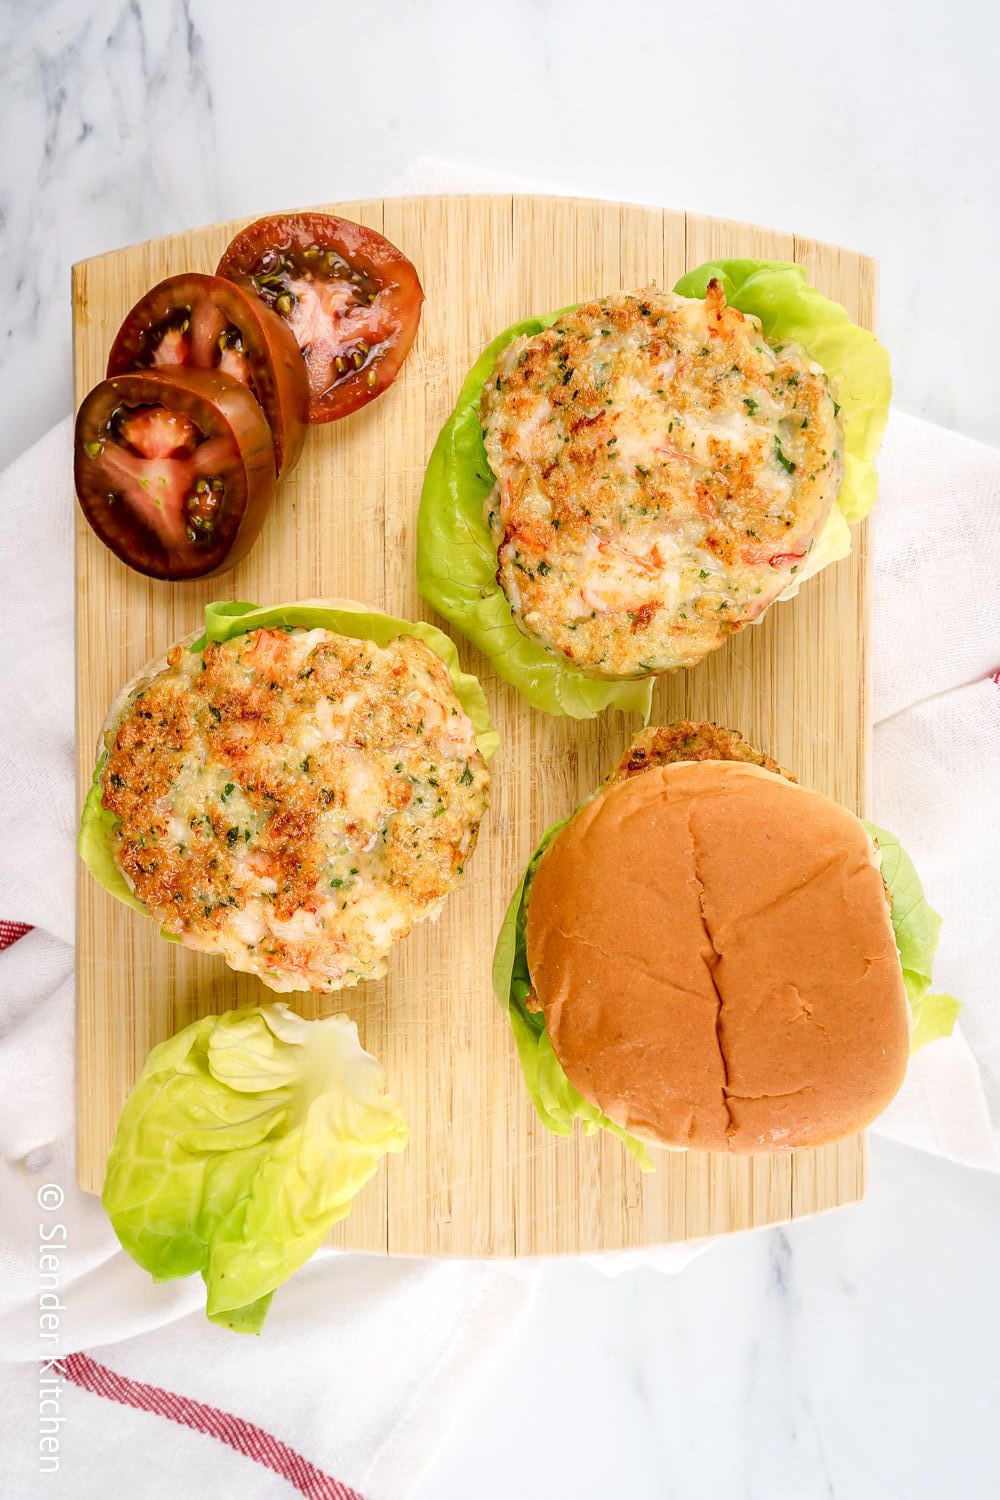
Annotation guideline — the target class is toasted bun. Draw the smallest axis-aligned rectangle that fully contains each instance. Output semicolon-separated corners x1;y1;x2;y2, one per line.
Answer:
525;759;909;1152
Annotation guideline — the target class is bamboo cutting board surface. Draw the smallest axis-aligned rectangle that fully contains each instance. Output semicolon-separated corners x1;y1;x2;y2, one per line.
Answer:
74;195;874;1252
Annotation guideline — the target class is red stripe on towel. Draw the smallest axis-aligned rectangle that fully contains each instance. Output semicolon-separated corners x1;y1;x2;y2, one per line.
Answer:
62;1352;366;1500
0;920;31;950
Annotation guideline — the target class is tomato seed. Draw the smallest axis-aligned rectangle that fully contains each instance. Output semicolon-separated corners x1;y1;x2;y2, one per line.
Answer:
276;293;294;315
85;439;105;458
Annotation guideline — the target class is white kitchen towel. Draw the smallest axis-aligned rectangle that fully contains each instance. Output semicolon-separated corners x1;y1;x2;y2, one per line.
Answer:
0;194;998;1500
0;1245;530;1500
868;413;1000;1167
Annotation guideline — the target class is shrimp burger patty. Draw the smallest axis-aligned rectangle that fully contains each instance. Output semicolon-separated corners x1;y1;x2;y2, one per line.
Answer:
520;723;910;1151
97;623;490;992
481;285;843;677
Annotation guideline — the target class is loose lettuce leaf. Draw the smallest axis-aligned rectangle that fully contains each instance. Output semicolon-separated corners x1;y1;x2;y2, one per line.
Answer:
674;259;892;526
417;317;654;721
492;820;652;1168
864;821;960;1050
79;598;497;921
103;1004;407;1334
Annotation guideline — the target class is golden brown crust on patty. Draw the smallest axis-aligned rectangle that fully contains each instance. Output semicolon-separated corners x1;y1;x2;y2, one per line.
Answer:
605;720;793;788
481;285;843;677
102;626;490;992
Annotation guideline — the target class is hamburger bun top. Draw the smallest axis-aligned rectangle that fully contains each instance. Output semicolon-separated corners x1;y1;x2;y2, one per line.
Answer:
524;758;909;1152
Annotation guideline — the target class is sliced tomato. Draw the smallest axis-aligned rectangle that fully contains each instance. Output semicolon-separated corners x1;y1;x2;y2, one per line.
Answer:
106;273;309;474
216;212;424;423
75;369;277;581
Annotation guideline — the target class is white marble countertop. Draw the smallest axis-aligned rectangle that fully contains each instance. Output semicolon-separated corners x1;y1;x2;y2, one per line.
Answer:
3;0;1000;472
3;2;998;1496
424;1138;1000;1500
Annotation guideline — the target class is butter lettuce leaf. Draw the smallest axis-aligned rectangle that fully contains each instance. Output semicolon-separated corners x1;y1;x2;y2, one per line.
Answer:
864;821;960;1051
417;317;654;722
492;819;652;1168
103;1004;407;1334
674;259;892;526
908;992;963;1051
79;598;497;921
78;763;149;918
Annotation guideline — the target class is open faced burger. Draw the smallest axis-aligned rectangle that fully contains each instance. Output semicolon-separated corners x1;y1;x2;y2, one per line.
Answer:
80;600;496;992
418;260;892;719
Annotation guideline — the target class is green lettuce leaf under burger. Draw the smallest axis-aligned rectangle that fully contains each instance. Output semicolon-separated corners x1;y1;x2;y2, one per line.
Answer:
494;728;957;1158
417;262;891;718
862;822;962;1050
103;1003;407;1334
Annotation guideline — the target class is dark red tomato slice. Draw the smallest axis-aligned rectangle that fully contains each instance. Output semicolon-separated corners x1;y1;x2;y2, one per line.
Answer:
75;368;277;581
106;273;308;474
216;212;424;423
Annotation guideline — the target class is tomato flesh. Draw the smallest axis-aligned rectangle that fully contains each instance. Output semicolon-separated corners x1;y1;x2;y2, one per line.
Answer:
279;262;391;402
150;324;190;366
96;423;232;556
114;406;201;460
75;369;277;581
217;213;424;423
107;273;308;473
217;341;251;385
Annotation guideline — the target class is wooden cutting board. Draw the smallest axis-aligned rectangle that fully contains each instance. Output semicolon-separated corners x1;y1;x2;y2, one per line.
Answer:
73;195;873;1251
